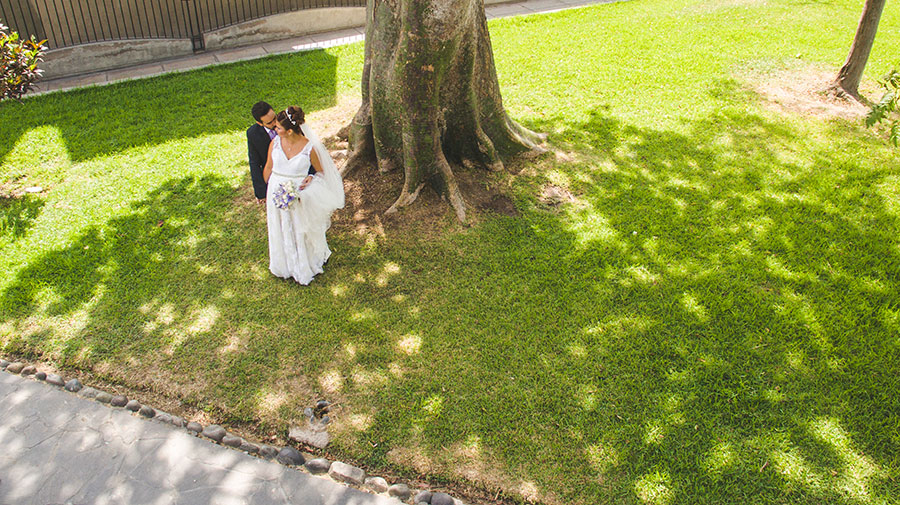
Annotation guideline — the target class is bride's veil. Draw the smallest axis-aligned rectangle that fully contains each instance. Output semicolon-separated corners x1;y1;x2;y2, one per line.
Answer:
301;122;345;212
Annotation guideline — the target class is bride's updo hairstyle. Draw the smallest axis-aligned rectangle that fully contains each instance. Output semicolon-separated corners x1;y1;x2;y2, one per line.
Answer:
276;106;305;134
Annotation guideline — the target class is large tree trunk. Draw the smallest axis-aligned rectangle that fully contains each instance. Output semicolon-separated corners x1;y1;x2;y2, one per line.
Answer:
344;0;544;222
829;0;886;99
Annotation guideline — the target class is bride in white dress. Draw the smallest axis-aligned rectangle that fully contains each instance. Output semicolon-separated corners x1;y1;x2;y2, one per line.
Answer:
263;106;345;284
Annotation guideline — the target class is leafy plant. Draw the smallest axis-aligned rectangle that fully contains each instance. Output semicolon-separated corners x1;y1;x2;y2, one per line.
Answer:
1;20;46;102
865;68;899;146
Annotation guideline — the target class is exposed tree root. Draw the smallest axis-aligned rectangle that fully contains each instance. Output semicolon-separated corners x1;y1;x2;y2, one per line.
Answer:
347;0;545;222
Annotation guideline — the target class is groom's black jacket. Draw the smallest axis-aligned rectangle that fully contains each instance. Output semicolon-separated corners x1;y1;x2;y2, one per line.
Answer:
247;123;271;200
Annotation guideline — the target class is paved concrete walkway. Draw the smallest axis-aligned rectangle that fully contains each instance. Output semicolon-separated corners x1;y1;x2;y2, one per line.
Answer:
0;371;399;505
33;0;615;95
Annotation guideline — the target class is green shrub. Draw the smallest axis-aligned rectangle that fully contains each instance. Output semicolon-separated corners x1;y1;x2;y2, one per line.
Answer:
1;20;46;101
866;68;899;146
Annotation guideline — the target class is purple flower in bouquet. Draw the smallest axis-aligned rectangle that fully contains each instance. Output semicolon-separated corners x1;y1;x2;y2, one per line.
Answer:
272;181;301;210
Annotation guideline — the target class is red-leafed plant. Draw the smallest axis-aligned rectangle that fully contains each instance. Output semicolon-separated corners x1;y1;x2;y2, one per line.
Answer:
1;20;46;101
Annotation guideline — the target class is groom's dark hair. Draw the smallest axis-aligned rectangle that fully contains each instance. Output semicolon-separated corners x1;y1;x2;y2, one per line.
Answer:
251;101;273;122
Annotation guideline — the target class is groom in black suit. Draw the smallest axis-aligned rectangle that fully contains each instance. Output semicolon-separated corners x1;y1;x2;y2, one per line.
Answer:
247;101;278;203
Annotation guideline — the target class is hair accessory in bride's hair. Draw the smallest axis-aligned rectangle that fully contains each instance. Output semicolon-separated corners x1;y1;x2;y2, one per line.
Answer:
283;109;297;126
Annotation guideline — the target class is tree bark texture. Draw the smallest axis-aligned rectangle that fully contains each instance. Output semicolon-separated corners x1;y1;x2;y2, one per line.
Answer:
831;0;886;98
345;0;544;222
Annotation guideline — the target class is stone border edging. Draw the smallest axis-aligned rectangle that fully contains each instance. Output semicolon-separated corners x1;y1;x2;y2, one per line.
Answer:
0;357;467;505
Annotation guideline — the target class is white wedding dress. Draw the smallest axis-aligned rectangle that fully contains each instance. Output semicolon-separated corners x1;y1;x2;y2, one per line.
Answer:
266;125;344;285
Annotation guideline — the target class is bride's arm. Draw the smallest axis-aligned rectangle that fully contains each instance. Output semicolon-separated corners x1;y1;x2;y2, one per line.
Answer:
262;141;275;183
300;149;321;189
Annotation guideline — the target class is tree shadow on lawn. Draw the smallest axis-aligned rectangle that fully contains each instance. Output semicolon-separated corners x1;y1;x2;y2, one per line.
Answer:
0;105;898;504
0;194;44;240
0;175;310;413
0;175;259;342
328;109;900;503
0;48;339;166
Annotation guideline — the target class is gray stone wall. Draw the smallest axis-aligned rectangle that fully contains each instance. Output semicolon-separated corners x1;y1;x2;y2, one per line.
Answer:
36;0;515;80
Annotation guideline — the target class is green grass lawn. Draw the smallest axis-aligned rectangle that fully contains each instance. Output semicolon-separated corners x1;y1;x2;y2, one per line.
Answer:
2;0;900;503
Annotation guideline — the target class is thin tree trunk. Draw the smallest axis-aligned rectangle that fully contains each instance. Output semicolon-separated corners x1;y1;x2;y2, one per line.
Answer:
830;0;887;98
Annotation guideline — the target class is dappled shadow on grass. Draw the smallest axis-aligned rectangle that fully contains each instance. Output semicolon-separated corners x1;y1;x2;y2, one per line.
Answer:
1;104;899;504
1;175;251;335
0;194;44;240
0;49;339;165
313;108;900;503
0;175;288;411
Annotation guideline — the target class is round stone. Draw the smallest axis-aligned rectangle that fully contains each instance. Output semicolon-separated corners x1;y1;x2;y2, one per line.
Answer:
431;492;454;505
0;359;9;369
321;415;331;425
186;422;203;434
139;405;156;418
77;387;99;399
304;407;315;420
64;379;83;392
34;371;47;381
170;416;186;428
305;458;331;474
415;491;433;504
329;461;365;485
365;476;389;493
276;447;305;466
155;413;173;424
46;374;65;387
222;435;243;448
125;400;141;412
316;399;330;411
288;424;330;449
20;365;36;375
95;392;112;403
239;441;260;454
6;362;24;374
110;395;128;407
389;484;412;500
259;445;279;460
200;424;228;442
201;425;226;443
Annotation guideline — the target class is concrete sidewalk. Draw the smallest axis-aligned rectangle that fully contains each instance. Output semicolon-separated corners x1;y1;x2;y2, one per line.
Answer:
33;0;614;95
0;370;400;505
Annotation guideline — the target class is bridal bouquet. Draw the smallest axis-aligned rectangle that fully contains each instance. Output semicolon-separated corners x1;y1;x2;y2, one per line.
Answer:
272;181;301;210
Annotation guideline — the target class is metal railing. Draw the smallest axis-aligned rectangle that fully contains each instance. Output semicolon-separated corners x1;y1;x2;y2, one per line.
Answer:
0;0;364;51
